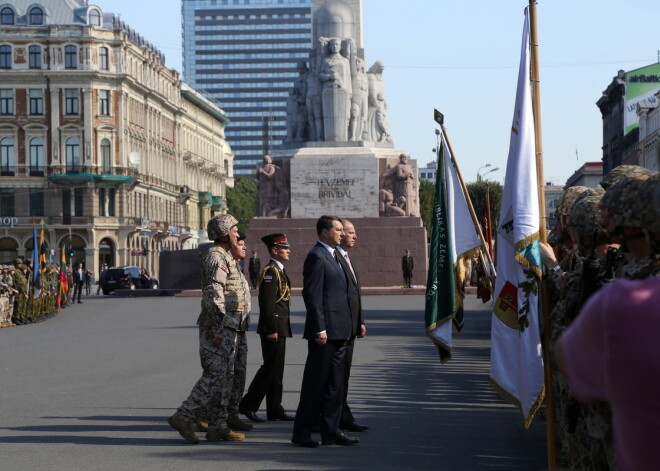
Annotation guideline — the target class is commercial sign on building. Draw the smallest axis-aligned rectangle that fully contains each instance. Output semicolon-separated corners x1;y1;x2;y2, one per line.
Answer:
624;62;660;135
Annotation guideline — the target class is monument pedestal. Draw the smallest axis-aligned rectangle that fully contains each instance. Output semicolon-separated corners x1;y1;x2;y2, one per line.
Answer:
246;216;427;288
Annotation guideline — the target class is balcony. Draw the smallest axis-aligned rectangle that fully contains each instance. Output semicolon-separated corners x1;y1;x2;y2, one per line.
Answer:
29;166;45;177
1;165;15;176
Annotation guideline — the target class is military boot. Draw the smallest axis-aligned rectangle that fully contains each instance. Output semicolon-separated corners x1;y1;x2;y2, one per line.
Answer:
196;418;209;432
227;416;253;431
206;428;245;442
167;414;199;444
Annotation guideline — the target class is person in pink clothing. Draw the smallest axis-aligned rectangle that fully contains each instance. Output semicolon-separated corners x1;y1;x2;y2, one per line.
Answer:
555;277;660;471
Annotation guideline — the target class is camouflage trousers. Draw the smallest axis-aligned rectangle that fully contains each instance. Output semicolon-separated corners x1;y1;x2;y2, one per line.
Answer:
176;325;247;431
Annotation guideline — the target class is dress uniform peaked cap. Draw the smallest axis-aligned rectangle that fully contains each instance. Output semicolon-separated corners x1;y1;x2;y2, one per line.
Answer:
262;233;290;248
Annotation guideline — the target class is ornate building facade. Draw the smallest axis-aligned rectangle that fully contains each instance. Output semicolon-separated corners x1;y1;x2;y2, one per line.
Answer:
0;0;233;279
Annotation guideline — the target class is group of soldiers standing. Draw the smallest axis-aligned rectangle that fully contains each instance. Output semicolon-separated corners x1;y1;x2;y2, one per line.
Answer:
545;164;659;470
0;259;74;328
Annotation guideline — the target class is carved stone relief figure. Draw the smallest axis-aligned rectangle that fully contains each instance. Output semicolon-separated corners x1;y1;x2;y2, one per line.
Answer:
349;57;368;141
285;61;309;142
381;153;419;217
257;154;289;218
318;37;353;141
305;56;323;141
366;61;393;143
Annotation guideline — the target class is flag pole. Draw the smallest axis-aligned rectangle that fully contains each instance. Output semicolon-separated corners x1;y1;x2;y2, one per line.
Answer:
434;110;496;276
528;1;556;469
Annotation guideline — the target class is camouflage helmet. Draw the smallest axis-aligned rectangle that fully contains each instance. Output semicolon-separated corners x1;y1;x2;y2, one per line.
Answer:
600;174;653;227
206;214;238;240
600;164;654;190
557;186;590;217
636;174;660;232
567;195;607;238
572;186;604;208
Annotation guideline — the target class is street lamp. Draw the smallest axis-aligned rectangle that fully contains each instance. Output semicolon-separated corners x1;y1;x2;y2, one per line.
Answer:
477;163;492;182
481;167;499;181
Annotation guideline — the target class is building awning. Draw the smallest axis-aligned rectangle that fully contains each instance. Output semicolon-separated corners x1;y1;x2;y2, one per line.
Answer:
48;173;132;187
211;195;225;211
198;191;212;207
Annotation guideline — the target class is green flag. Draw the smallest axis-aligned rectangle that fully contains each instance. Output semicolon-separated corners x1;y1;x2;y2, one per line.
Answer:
425;137;456;362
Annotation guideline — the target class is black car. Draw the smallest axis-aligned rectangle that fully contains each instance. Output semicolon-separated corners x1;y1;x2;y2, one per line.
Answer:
99;266;159;295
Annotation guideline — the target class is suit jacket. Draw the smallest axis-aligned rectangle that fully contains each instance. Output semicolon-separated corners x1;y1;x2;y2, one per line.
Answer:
249;256;261;275
402;255;414;274
73;268;85;285
302;242;352;341
336;250;362;338
257;261;292;337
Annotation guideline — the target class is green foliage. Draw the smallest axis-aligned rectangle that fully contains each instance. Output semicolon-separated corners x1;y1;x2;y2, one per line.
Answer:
517;268;538;333
465;181;503;236
226;176;257;232
418;179;435;232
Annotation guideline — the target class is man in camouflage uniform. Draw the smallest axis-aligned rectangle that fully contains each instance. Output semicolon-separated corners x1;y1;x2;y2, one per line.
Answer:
168;214;249;443
12;261;29;325
638;174;659;267
0;266;11;327
600;171;657;279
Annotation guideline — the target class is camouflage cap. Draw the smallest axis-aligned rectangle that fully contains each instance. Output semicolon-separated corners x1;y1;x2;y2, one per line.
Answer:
600;164;654;190
557;186;590;216
601;174;653;227
572;186;604;208
206;214;239;240
635;174;660;232
567;195;607;238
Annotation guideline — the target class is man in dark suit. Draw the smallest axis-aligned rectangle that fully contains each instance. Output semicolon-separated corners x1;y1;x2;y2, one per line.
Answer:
291;215;359;448
335;219;368;433
402;249;414;288
72;263;85;304
248;251;260;289
240;234;294;423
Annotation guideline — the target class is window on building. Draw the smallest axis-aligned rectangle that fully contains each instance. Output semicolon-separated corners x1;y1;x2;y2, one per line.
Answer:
74;188;84;216
29;137;45;176
65;89;79;115
28;45;41;68
0;7;14;25
98;188;116;217
0;189;14;216
29;6;44;25
65;137;81;173
65;45;77;69
0;89;13;115
100;139;112;173
29;188;44;216
89;9;101;27
99;46;108;70
1;137;14;176
0;45;11;69
98;90;110;116
29;89;44;115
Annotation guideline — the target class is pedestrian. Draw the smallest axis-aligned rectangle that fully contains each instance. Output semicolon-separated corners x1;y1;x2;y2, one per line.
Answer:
402;249;414;288
139;268;151;289
336;219;368;433
84;269;92;296
248;250;261;289
291;215;359;447
72;263;85;304
240;233;294;423
96;263;108;295
167;214;250;444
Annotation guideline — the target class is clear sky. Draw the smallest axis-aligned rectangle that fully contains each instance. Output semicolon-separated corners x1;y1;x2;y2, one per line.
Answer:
93;0;660;186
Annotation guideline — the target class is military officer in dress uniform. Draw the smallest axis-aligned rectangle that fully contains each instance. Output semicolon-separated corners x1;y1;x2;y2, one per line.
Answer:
240;233;294;423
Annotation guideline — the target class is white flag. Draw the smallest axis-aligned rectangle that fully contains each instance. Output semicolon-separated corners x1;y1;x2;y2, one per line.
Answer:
489;8;545;428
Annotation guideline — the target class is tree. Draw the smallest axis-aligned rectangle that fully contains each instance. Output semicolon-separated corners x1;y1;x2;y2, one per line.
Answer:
226;176;257;232
418;179;435;231
465;181;503;239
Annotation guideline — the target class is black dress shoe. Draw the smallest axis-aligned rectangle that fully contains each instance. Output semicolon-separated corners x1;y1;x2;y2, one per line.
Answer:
321;432;359;446
239;405;265;423
291;436;319;448
341;422;369;432
269;411;295;421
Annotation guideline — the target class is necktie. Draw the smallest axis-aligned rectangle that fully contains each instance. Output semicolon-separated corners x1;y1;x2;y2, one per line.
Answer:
333;250;340;265
344;253;356;280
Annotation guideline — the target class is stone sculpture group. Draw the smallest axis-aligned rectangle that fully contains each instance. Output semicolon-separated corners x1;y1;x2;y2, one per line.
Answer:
285;38;393;144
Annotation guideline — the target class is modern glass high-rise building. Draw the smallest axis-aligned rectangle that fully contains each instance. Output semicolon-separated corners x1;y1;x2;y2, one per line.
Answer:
182;0;313;176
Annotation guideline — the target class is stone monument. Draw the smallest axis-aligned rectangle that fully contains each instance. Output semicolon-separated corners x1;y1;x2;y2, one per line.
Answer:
249;0;426;287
